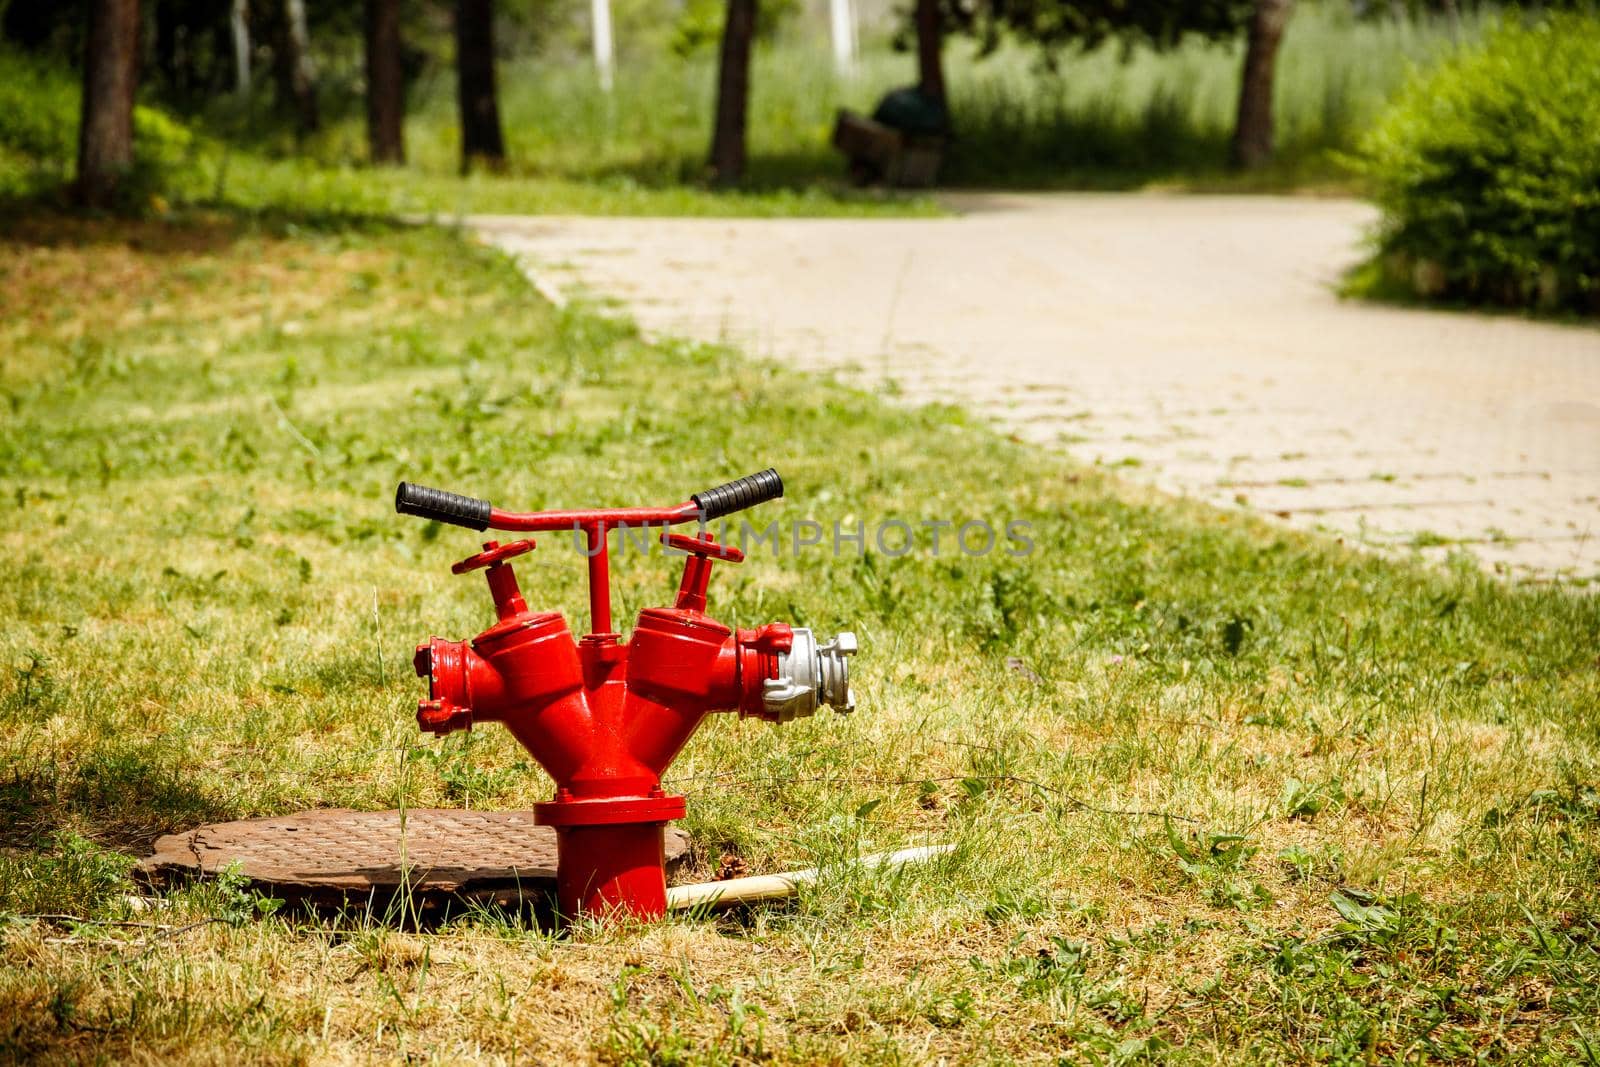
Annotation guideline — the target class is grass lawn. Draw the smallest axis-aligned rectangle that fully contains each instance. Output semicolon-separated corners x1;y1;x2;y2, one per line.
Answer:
1;212;1597;1064
175;158;943;220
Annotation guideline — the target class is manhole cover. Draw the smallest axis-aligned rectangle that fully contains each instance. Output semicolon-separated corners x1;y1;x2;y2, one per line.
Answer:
139;808;692;914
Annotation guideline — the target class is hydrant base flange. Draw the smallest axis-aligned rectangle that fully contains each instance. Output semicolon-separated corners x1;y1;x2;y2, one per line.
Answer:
533;794;686;827
535;795;688;916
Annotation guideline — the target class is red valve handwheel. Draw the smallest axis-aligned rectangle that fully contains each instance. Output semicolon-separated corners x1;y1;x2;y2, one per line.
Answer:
452;538;536;574
662;532;745;563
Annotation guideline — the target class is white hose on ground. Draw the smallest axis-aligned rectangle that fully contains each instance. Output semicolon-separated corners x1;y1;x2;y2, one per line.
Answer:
665;844;954;911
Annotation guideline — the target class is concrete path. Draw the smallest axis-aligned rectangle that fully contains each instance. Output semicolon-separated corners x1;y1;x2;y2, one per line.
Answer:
474;194;1600;584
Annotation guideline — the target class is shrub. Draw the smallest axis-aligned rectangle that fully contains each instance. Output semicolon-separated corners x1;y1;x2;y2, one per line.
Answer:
0;49;196;204
0;49;79;196
1354;13;1600;314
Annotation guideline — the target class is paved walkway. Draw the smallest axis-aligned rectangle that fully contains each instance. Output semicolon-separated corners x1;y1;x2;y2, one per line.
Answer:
474;194;1600;583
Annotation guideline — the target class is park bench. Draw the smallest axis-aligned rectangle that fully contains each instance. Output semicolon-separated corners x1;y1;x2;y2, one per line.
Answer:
832;86;948;188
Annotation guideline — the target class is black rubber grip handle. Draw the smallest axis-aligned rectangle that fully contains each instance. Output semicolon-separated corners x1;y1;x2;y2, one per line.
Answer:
395;482;492;530
691;468;784;520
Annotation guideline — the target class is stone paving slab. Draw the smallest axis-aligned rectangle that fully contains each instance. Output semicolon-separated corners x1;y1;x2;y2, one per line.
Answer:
471;194;1600;585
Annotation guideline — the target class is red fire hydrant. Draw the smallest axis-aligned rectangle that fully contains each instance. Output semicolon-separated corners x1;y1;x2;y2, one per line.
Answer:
395;470;856;920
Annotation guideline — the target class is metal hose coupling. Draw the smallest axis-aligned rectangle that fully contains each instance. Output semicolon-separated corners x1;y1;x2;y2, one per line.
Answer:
761;628;858;722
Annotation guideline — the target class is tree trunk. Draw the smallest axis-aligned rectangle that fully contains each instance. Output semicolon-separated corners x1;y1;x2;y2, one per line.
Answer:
591;0;615;92
1231;0;1292;170
365;0;405;164
153;2;183;98
230;0;250;94
708;0;755;187
1439;0;1461;39
914;0;944;102
77;0;141;208
829;0;856;76
212;14;236;92
455;0;506;171
273;0;319;133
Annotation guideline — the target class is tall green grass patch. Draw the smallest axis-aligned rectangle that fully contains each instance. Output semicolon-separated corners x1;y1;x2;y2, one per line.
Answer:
0;50;925;218
2;6;1474;205
938;4;1473;186
275;3;1470;190
1353;12;1600;314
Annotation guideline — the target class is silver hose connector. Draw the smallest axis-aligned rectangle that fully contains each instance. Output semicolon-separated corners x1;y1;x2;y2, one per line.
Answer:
761;628;858;722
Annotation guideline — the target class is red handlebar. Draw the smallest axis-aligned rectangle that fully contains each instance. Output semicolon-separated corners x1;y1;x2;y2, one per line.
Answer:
396;470;783;533
486;501;702;533
397;472;783;636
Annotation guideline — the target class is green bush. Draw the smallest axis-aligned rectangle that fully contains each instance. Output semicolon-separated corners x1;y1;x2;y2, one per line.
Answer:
0;49;197;203
0;49;79;196
1355;13;1600;314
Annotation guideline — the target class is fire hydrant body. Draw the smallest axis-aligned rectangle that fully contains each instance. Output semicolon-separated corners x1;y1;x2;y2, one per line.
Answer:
396;471;855;920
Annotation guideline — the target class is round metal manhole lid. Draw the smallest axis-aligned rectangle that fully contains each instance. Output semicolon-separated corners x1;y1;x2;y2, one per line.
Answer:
138;808;691;907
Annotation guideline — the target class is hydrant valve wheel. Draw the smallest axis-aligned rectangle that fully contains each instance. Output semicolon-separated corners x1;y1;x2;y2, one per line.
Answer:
394;468;860;922
452;538;536;574
663;531;746;562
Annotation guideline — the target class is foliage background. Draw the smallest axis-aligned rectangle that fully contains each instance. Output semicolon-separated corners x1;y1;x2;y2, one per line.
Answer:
1352;12;1600;314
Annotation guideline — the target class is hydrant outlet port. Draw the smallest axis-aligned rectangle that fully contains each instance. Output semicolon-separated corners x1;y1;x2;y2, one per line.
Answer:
761;628;858;721
417;698;471;736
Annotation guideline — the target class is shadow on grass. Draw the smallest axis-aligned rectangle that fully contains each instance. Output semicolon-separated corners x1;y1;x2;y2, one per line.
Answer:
1339;256;1600;326
511;134;1357;199
1;743;234;855
0;192;415;253
478;147;878;198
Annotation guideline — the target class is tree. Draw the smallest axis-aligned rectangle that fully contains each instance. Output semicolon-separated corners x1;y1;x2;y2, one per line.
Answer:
142;0;251;102
365;0;405;164
708;0;755;186
935;0;1249;56
78;0;141;208
455;0;506;171
4;3;86;64
271;0;320;134
914;0;945;102
934;0;1270;164
1231;0;1293;168
229;0;250;94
